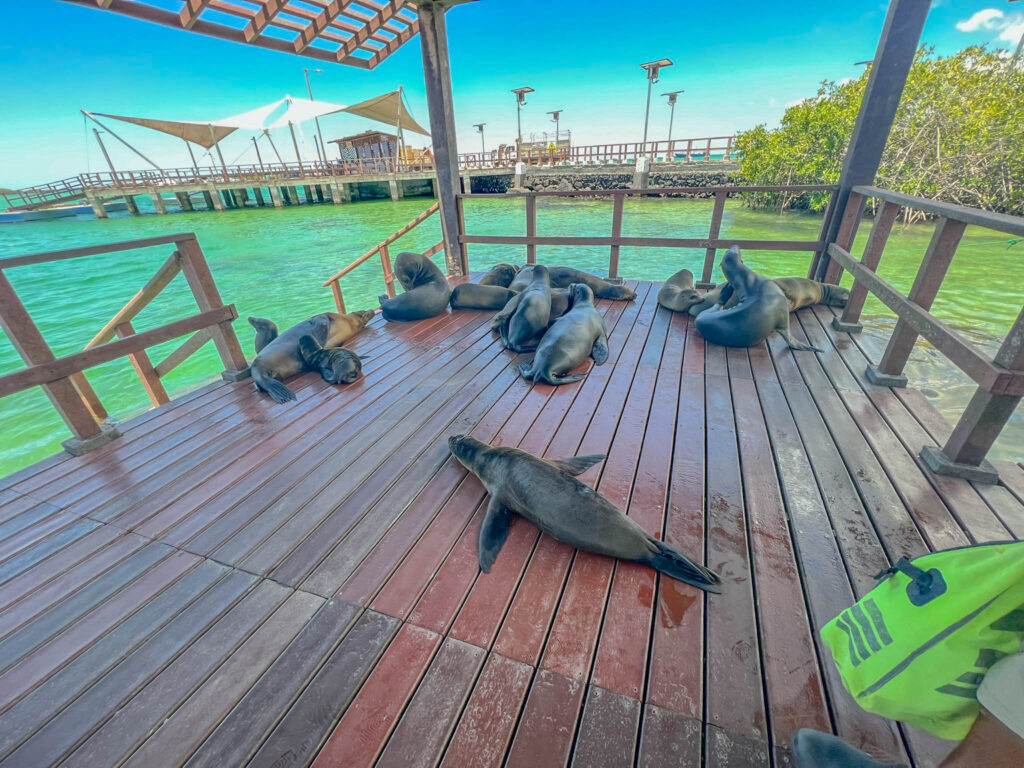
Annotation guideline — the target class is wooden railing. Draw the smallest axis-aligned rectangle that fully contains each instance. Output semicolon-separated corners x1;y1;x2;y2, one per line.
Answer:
322;202;444;313
824;185;1024;481
0;234;249;454
457;136;738;169
455;184;837;283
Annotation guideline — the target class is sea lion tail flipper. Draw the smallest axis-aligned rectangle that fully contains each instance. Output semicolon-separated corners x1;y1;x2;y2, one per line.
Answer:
778;328;823;353
248;317;278;353
518;362;536;381
543;372;587;385
591;335;609;365
547;453;605;475
250;368;297;404
478;499;512;573
646;539;721;593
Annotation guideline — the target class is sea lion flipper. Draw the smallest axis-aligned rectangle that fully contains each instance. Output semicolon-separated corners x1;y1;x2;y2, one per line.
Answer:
591;335;609;365
518;362;535;381
645;538;721;593
297;335;323;366
478;498;512;573
547;454;606;476
778;326;822;353
248;317;279;353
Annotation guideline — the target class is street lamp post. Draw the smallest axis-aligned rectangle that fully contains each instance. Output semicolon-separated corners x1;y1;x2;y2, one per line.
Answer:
640;58;673;155
473;123;486;163
661;90;684;158
303;67;326;165
546;109;563;142
511;87;534;161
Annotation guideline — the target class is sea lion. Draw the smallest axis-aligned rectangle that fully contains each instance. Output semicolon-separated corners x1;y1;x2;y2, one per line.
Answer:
695;246;820;351
479;263;519;287
511;265;636;301
447;434;721;592
450;284;516;311
490;288;571;334
657;268;702;312
378;251;451;322
247;310;374;403
519;284;608;385
297;336;362;384
501;264;552;352
718;277;850;312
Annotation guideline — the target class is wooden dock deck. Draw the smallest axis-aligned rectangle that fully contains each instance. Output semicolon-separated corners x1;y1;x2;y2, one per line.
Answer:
1;280;1022;768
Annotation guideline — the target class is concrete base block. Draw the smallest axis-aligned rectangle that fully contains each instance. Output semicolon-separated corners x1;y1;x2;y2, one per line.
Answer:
62;422;121;456
221;367;252;382
832;317;863;334
920;445;998;484
865;364;907;388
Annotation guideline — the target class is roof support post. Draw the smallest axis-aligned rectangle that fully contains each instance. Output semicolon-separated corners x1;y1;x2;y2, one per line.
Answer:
412;1;465;276
814;0;930;282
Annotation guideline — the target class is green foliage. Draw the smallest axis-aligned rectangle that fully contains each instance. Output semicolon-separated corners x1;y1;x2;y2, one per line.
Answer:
736;46;1024;217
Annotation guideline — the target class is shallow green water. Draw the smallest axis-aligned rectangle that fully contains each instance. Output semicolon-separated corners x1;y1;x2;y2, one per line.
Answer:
0;196;1020;477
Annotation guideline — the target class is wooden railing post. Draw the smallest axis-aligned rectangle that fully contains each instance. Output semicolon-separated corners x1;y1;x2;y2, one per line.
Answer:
921;306;1024;482
609;192;624;279
822;190;866;284
833;200;900;333
331;281;346;313
866;216;966;387
700;191;727;286
525;195;537;265
116;321;170;406
176;237;250;381
456;195;468;273
686;139;693;161
0;269;119;453
380;244;397;298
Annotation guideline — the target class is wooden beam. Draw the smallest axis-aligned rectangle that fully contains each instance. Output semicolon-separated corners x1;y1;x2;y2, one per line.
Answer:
154;329;212;377
0;233;195;269
337;0;404;59
815;0;931;280
0;306;237;398
244;0;288;42
86;251;181;349
117;321;170;406
178;0;213;29
854;185;1024;236
294;0;355;53
460;235;824;251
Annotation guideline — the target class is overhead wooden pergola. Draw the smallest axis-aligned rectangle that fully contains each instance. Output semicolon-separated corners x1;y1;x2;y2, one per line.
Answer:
63;0;422;69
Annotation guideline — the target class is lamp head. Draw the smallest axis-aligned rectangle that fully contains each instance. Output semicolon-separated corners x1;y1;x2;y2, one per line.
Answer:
512;87;534;105
640;58;674;83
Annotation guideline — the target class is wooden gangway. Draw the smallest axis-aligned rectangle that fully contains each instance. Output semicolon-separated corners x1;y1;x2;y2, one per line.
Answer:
1;285;1022;767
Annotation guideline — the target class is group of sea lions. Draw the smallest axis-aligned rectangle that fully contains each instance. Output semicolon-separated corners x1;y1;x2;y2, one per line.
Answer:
658;245;850;351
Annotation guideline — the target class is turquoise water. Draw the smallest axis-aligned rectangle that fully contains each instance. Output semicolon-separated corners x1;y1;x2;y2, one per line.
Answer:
1;196;1020;476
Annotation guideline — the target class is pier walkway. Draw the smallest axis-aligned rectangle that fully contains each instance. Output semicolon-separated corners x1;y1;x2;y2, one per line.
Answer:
1;281;1021;768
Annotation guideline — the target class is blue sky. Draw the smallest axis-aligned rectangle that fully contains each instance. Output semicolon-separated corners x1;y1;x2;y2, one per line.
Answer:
0;0;1021;188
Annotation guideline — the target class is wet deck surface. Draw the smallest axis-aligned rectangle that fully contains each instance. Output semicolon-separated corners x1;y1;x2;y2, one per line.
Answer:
1;280;1022;768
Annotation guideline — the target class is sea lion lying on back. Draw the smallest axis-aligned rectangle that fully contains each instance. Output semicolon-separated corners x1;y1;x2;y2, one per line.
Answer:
695;246;821;351
520;283;608;385
379;251;451;322
670;277;850;316
657;268;701;312
448;434;720;592
248;310;372;402
511;265;636;301
479;263;519;287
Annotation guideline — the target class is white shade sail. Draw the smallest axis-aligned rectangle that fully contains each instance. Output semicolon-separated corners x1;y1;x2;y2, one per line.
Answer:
343;90;430;136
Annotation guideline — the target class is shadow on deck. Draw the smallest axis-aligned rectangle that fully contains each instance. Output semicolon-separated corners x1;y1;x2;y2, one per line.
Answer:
1;280;1022;768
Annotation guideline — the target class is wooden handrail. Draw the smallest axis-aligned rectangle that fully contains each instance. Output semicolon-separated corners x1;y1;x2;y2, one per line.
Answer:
853;185;1024;236
0;233;197;269
456;184;835;200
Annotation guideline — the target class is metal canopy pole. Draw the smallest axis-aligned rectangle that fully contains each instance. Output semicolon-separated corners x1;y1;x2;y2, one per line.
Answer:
183;139;201;175
815;0;931;280
288;121;305;174
395;86;405;171
207;124;229;181
412;0;466;275
264;130;285;165
92;128;118;177
252;136;264;169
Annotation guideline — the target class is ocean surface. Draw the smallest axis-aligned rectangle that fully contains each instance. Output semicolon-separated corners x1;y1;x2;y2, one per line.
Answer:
1;195;1021;476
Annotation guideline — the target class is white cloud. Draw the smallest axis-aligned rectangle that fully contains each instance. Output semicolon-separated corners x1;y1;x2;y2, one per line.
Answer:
1000;22;1024;44
769;97;776;106
785;98;807;108
956;9;1003;32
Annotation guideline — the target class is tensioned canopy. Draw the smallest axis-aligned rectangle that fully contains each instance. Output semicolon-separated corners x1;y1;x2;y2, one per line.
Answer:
93;91;428;149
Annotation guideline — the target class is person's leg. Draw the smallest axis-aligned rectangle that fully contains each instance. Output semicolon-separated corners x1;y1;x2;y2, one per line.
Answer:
942;652;1024;768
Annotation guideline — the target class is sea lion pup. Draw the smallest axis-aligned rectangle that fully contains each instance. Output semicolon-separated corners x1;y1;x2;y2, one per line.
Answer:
511;265;636;301
657;268;702;312
447;434;721;592
490;288;571;334
773;277;850;310
520;284;608;385
502;264;551;352
479;263;519;287
298;336;362;384
450;284;516;311
378;251;451;322
247;310;374;403
686;282;730;317
695;246;821;351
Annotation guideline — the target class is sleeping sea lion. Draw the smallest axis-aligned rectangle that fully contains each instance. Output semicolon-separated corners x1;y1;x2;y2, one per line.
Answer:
248;310;374;403
450;284;516;311
657;268;701;312
511;265;636;301
447;434;720;593
694;246;821;351
502;264;551;352
297;336;362;384
490;288;571;334
719;277;850;312
519;284;608;385
479;263;519;287
379;251;451;322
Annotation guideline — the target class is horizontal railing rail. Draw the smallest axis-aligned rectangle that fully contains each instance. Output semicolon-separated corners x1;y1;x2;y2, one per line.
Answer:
825;185;1024;482
323;202;442;313
455;184;838;284
456;136;738;169
0;234;249;455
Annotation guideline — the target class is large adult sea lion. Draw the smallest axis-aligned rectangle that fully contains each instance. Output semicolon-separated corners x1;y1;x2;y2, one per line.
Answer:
501;265;551;352
450;284;516;311
479;263;519;287
511;265;636;301
690;277;850;316
490;288;571;333
657;268;701;312
695;246;820;351
520;284;608;385
248;310;373;402
447;434;721;592
379;251;451;322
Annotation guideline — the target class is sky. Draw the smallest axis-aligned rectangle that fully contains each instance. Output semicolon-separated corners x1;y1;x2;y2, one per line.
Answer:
0;0;1022;189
